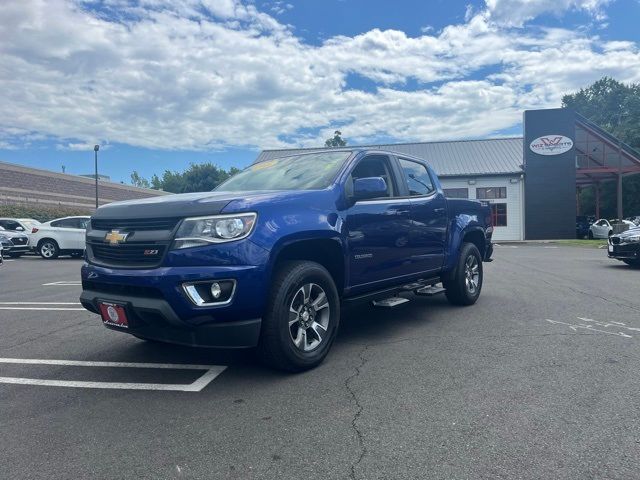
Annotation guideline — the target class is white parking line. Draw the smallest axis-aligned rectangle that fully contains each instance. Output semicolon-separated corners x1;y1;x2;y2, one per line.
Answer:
0;358;227;392
43;281;81;286
0;302;82;305
0;307;86;311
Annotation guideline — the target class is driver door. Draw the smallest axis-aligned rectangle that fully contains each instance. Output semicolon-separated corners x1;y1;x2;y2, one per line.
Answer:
343;154;412;291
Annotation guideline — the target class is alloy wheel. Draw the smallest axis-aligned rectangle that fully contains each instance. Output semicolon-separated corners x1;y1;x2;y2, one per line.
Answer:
288;283;330;352
464;255;480;295
41;242;55;258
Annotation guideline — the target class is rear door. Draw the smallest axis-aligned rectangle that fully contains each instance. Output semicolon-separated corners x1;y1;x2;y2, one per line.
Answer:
343;154;413;289
396;157;448;274
49;218;81;249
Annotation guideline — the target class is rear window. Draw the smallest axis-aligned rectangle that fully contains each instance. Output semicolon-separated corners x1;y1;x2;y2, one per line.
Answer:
399;159;435;196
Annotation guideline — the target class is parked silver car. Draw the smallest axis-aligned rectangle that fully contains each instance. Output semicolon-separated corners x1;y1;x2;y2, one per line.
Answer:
0;226;30;257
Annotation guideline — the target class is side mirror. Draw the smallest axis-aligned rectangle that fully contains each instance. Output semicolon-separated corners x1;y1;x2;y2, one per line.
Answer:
353;177;388;200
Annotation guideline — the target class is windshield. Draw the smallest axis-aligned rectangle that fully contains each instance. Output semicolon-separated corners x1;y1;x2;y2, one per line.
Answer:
216;151;351;192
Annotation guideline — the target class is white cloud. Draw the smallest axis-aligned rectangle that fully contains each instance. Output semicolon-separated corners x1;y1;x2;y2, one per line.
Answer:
0;0;638;154
484;0;614;27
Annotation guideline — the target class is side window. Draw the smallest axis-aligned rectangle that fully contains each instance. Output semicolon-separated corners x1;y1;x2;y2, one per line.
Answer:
53;219;75;228
77;218;89;229
399;159;435;196
349;155;397;198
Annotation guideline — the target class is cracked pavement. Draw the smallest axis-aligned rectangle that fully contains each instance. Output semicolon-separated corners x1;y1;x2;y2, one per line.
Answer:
1;245;640;479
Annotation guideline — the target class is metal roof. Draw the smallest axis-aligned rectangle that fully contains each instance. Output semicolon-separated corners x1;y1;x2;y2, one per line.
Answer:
255;138;524;177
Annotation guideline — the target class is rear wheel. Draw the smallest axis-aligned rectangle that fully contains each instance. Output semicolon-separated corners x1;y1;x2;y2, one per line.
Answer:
258;261;340;372
38;239;59;259
443;242;483;306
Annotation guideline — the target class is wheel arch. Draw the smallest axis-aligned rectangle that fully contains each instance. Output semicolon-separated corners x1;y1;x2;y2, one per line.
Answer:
268;233;347;295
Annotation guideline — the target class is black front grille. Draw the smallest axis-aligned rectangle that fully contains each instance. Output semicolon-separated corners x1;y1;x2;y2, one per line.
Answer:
89;243;167;267
611;243;639;254
82;280;163;298
11;237;28;245
91;218;180;231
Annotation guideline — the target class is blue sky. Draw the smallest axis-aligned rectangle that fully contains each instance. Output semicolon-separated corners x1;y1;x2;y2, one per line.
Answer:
1;0;639;184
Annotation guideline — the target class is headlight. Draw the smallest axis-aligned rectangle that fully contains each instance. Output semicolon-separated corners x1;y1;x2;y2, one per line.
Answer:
173;213;257;249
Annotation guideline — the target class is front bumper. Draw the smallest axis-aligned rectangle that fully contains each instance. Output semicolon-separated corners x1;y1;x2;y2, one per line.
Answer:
80;263;268;348
607;241;640;260
6;245;30;254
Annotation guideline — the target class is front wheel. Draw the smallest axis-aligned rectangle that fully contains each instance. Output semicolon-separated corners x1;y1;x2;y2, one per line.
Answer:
258;261;340;372
443;242;483;306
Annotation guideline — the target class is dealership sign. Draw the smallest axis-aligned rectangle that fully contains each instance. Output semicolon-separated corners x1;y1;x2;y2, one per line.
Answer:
530;135;574;156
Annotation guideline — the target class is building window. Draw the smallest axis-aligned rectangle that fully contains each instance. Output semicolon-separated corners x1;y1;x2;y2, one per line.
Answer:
443;188;469;199
476;187;507;199
491;203;508;227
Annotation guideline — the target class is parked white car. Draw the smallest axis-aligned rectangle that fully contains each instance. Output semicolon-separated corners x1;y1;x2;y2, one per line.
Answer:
31;216;90;259
589;218;636;239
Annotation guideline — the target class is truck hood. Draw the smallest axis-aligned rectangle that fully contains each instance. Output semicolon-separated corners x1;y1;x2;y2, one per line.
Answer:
614;226;640;239
92;190;288;219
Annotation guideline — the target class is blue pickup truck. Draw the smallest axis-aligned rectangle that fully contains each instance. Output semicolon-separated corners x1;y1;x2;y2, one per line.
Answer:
80;149;493;371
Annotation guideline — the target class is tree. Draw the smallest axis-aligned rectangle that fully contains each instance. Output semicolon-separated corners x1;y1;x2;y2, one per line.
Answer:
562;77;640;217
130;170;150;188
324;130;347;147
130;163;240;193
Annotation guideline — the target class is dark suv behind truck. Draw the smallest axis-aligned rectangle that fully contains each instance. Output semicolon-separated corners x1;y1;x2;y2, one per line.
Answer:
80;149;493;371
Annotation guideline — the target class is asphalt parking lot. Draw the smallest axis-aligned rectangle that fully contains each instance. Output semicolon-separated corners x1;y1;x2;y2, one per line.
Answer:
1;246;639;479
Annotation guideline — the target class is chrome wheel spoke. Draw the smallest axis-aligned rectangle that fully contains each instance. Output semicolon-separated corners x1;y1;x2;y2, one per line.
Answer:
310;321;326;341
288;306;300;327
302;284;311;304
293;327;307;349
311;292;328;312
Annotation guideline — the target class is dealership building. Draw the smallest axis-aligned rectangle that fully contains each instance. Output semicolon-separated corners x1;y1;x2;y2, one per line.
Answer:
257;108;640;241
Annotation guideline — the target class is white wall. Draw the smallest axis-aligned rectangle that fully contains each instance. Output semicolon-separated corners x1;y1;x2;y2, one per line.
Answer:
440;175;523;241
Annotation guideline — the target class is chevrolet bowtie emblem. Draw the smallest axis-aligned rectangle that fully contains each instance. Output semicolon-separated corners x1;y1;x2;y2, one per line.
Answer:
105;230;128;245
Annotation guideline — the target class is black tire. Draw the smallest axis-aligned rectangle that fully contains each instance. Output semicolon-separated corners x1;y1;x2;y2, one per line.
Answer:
443;242;483;306
258;261;340;372
38;239;60;259
623;260;640;268
588;231;594;239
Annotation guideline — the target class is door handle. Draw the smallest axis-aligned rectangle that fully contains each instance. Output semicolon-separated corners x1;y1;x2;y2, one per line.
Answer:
434;208;445;214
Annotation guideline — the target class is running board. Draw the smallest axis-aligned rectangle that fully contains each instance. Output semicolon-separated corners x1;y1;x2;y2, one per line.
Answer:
372;297;410;308
415;285;446;296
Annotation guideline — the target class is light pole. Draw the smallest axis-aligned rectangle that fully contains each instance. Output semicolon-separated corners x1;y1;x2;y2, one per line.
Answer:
94;144;100;208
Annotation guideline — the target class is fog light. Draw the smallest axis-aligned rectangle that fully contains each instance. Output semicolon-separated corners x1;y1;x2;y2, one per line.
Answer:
210;282;221;299
182;280;236;306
